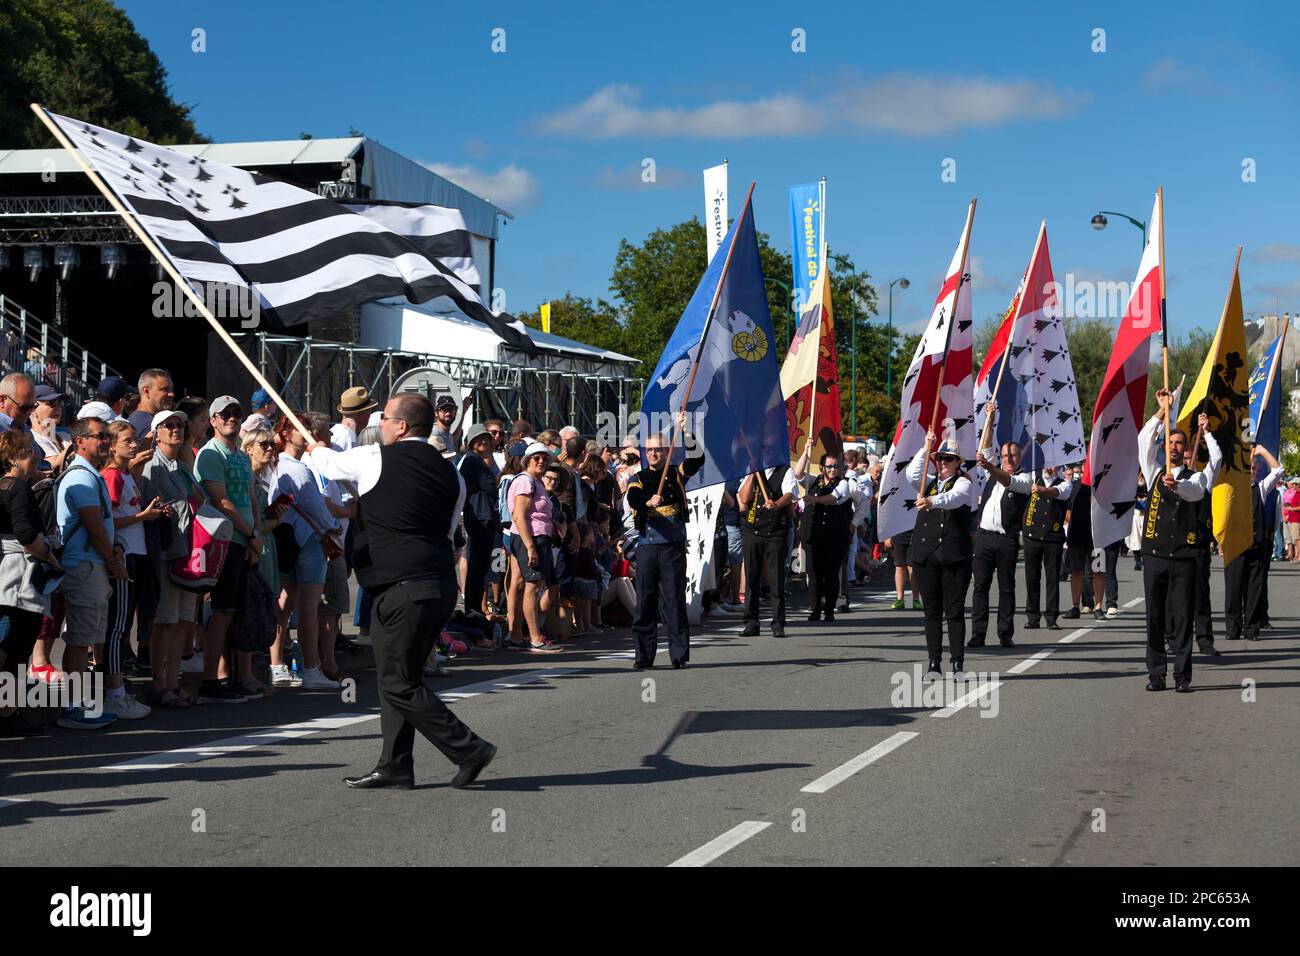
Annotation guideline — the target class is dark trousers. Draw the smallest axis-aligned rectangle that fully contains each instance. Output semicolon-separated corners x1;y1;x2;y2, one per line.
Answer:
1023;536;1063;625
742;532;786;625
809;535;850;614
1083;543;1120;608
971;529;1018;643
0;607;44;677
370;577;485;775
1224;544;1268;639
463;523;495;616
1194;548;1215;647
1143;555;1195;681
913;558;971;661
633;540;689;665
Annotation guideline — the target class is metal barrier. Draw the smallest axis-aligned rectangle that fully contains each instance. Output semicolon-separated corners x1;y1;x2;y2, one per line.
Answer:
0;293;121;407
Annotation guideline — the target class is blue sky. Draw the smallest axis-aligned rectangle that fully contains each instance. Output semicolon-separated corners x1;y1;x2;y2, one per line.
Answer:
119;0;1300;336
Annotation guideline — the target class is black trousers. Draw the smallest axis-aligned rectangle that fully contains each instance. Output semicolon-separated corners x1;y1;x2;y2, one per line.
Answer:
1194;548;1215;647
0;607;44;677
913;557;971;660
633;540;689;665
1083;543;1120;609
1224;544;1268;639
1023;536;1063;625
1143;555;1195;682
742;532;786;625
370;577;485;774
971;529;1018;643
463;523;495;616
809;534;850;614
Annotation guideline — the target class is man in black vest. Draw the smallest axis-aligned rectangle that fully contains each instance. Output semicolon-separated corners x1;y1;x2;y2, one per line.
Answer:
906;434;974;678
736;438;797;638
1224;444;1283;642
624;412;704;669
970;428;1032;647
1138;393;1216;693
795;450;855;623
1021;464;1073;630
309;394;496;789
1183;430;1223;655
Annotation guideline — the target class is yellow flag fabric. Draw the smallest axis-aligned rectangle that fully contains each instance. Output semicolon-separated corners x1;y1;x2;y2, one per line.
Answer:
1176;257;1252;564
540;301;551;334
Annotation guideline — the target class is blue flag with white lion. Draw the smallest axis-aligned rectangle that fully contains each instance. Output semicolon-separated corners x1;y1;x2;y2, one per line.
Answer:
639;193;788;488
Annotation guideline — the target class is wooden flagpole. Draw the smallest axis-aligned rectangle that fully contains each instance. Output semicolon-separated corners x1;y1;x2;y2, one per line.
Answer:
32;103;313;440
654;180;757;498
919;198;977;482
978;219;1045;455
1158;186;1171;473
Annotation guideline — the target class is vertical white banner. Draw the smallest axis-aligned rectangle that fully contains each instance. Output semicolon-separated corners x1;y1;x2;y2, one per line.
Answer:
703;162;728;265
684;484;726;625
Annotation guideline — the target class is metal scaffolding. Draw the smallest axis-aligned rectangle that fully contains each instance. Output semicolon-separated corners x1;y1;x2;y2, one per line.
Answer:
232;332;643;435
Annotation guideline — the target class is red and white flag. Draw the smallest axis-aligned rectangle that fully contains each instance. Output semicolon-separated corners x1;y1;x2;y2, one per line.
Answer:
1086;192;1163;548
877;200;977;542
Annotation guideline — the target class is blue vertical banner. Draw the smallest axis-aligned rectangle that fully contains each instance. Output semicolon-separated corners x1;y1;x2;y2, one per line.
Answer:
1248;332;1282;455
788;181;825;315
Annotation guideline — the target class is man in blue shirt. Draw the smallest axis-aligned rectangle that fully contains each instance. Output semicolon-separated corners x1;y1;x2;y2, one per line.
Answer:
56;417;127;730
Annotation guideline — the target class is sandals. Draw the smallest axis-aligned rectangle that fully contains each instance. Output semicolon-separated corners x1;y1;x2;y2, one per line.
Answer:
152;689;190;709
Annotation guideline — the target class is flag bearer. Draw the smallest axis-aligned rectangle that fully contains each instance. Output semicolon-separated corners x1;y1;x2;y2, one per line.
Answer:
1020;464;1073;630
1224;444;1282;643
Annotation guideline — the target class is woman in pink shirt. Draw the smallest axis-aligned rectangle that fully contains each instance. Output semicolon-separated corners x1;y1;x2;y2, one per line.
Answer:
1284;480;1300;561
507;443;561;652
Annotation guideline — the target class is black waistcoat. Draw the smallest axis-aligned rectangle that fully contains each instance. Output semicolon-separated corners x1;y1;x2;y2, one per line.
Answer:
1141;467;1200;559
910;473;972;565
810;476;852;541
977;475;1029;537
742;466;791;537
1022;476;1068;543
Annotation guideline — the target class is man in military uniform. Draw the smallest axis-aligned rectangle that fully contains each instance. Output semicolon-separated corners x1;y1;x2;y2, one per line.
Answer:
1020;464;1073;630
1138;394;1218;693
625;411;704;669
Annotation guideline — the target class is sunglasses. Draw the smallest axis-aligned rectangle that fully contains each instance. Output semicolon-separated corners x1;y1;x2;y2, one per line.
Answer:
255;440;275;450
936;455;960;463
215;409;244;420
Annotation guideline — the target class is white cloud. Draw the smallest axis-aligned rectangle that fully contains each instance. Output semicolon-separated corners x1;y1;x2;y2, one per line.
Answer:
536;76;1086;140
591;163;690;190
1143;57;1204;92
422;162;539;211
1252;243;1300;265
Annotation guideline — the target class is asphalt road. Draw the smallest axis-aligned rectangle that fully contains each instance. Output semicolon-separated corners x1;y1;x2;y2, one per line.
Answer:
2;557;1297;867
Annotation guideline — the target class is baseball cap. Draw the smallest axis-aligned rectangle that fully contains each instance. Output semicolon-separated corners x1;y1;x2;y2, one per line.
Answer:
251;388;272;409
435;394;457;410
209;395;242;418
95;375;130;404
523;441;551;459
34;385;62;404
76;401;116;423
151;408;189;432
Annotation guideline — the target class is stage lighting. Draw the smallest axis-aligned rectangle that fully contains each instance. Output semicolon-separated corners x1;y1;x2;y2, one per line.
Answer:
101;244;123;280
54;245;79;281
0;247;10;271
23;247;45;282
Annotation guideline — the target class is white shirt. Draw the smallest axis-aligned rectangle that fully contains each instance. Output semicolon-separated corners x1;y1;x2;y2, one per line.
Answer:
1256;463;1283;503
799;471;852;503
309;437;466;546
849;473;874;526
1137;415;1220;501
973;447;1035;534
329;421;356;452
905;445;973;510
766;466;799;498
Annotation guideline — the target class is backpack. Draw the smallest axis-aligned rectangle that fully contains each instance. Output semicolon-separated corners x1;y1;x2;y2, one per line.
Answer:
170;480;234;593
228;568;277;652
32;459;107;557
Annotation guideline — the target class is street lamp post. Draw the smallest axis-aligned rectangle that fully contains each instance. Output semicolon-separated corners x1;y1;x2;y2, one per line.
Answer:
830;254;857;433
886;277;910;400
1091;210;1147;250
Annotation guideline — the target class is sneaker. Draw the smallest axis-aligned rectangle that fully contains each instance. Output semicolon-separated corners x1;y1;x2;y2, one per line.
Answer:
423;662;450;677
1094;609;1107;622
198;680;247;703
891;598;905;610
104;694;151;720
1106;606;1119;619
230;679;264;700
180;652;205;674
1081;604;1094;614
912;599;923;610
27;664;66;685
56;707;117;730
300;667;342;689
270;664;302;687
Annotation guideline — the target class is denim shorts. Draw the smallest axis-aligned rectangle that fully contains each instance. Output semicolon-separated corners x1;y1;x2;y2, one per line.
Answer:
725;523;743;565
283;535;327;586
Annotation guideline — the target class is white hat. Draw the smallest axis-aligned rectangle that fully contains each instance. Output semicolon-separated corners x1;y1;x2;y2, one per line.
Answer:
523;441;551;459
76;401;117;423
151;408;189;432
934;439;962;459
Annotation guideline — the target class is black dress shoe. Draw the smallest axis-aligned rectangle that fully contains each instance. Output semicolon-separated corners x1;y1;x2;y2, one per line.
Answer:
451;742;497;789
770;624;786;639
823;610;836;622
1024;621;1040;629
967;638;986;647
999;638;1016;647
739;623;760;637
836;603;850;614
807;611;821;622
0;711;46;736
1174;681;1192;693
1145;677;1167;692
633;661;653;670
1063;608;1080;620
1047;621;1061;630
1245;633;1261;641
344;768;414;790
1199;645;1222;656
671;660;688;669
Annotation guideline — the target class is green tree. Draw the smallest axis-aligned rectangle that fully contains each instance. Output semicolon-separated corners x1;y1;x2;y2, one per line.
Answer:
518;293;626;355
0;0;204;148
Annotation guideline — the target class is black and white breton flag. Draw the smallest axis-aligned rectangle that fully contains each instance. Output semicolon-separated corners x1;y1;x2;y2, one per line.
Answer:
341;200;483;295
47;110;538;355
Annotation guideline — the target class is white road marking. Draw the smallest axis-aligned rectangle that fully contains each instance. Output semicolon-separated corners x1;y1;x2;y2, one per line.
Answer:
1123;597;1145;608
1057;627;1091;644
109;668;578;771
800;731;919;794
668;821;772;867
1007;649;1056;674
930;680;1004;719
0;798;31;810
